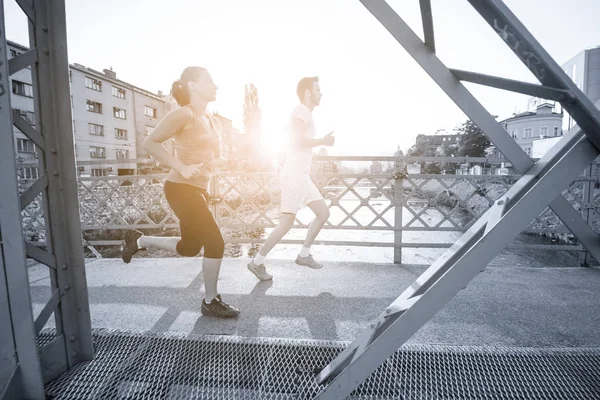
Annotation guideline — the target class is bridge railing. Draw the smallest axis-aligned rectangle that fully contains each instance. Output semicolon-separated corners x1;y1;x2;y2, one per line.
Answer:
18;156;600;263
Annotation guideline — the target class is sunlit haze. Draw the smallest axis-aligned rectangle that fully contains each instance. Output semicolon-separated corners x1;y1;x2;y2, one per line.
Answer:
5;0;600;154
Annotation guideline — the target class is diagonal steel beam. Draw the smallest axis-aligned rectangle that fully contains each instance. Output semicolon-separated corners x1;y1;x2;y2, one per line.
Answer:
20;174;48;211
355;0;600;264
15;0;34;22
12;109;45;149
316;129;598;399
8;48;37;75
450;69;574;102
315;0;600;398
468;0;600;151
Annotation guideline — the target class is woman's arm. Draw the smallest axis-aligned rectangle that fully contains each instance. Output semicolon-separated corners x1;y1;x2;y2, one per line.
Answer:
142;107;193;174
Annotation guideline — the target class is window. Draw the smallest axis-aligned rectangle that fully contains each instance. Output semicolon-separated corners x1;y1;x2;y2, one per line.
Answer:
87;100;102;113
523;128;533;138
115;149;129;159
144;106;157;118
12;80;33;97
554;126;560;136
14;109;35;126
112;86;126;99
17;138;35;153
145;126;154;136
85;77;102;91
511;129;517;139
113;107;126;119
91;168;108;177
540;126;548;137
18;167;39;180
90;146;105;158
115;128;128;139
88;123;104;136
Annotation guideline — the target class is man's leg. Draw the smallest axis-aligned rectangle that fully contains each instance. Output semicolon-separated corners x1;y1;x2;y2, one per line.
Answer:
258;213;296;257
296;199;330;269
302;199;330;250
248;213;295;280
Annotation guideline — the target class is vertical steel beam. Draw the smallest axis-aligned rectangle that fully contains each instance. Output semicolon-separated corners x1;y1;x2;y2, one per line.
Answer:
419;0;435;52
0;1;45;397
579;165;595;266
29;0;93;368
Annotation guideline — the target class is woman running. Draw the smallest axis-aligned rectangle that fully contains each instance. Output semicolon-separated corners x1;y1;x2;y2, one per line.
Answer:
120;66;239;319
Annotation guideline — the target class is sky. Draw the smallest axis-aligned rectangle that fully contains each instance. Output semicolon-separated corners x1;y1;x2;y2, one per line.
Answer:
4;0;600;155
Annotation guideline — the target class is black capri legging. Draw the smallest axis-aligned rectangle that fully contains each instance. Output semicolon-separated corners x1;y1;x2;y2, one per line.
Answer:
164;180;225;259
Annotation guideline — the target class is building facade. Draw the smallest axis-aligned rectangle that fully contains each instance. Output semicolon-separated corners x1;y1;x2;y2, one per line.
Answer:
132;87;175;174
414;133;459;155
498;103;563;157
527;46;600;132
9;40;239;179
70;64;173;177
70;64;139;177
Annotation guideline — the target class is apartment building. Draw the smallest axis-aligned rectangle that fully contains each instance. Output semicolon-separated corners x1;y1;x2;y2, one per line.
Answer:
8;40;177;179
70;64;174;177
499;103;563;157
9;40;244;179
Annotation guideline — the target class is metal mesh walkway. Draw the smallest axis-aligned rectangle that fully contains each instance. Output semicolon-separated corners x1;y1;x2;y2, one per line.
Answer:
40;329;600;399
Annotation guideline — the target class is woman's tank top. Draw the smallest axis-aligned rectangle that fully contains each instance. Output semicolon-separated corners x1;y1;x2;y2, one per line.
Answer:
166;106;220;190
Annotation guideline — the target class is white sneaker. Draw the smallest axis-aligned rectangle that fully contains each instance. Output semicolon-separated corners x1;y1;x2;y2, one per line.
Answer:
247;260;273;281
295;254;323;269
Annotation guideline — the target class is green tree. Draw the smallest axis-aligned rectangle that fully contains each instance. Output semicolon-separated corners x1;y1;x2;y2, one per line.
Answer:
456;119;491;157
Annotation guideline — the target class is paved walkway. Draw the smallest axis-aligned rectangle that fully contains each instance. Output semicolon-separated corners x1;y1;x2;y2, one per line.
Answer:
29;256;600;347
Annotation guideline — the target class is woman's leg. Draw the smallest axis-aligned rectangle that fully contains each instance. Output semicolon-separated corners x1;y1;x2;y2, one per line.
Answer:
122;229;181;263
121;181;198;263
138;236;180;252
194;203;238;317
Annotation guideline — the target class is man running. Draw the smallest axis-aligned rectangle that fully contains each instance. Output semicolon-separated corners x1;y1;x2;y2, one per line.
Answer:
247;76;334;281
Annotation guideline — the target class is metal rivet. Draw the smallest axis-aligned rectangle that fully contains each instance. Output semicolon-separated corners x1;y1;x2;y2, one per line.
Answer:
64;284;70;290
62;263;68;270
42;26;48;32
51;148;57;154
497;200;504;205
71;351;77;357
69;335;76;342
53;170;59;176
43;48;49;55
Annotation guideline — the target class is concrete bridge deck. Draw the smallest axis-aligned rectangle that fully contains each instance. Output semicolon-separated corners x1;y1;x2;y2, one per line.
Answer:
29;256;600;347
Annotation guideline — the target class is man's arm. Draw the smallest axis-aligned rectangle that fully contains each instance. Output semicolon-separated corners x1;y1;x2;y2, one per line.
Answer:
290;118;332;149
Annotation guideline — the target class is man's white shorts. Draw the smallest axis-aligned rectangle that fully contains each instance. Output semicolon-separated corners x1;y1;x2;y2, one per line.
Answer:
279;174;323;214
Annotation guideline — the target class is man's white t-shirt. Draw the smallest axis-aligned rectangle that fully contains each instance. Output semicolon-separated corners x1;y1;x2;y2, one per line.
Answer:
279;104;316;176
